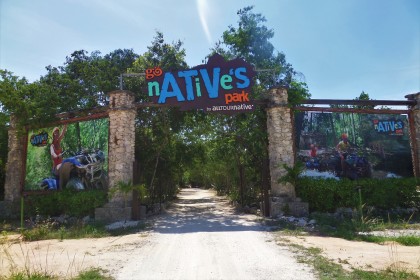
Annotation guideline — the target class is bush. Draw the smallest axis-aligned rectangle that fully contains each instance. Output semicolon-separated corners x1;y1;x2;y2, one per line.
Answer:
25;189;108;218
297;177;419;212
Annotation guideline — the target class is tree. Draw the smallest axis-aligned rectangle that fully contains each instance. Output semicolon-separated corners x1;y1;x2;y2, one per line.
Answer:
0;70;56;198
40;49;138;111
203;6;309;207
289;80;311;106
215;6;297;89
128;32;192;203
354;91;375;110
0;70;59;127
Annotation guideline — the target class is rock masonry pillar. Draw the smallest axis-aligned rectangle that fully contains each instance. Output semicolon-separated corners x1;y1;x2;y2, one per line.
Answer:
266;87;308;217
407;92;420;177
95;90;136;222
1;115;25;218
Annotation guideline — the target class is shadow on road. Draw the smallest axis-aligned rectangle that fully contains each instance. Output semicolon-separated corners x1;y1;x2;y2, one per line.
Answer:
151;188;265;234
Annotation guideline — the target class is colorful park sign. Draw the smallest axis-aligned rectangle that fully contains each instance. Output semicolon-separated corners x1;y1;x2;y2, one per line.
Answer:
145;54;256;114
373;119;404;136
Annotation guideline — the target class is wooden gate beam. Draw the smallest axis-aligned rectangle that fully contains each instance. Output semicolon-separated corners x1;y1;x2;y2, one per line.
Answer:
293;106;409;115
301;99;416;106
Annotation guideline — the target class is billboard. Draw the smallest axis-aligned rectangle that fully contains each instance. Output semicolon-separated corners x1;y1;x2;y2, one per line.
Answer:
25;118;109;191
295;112;413;179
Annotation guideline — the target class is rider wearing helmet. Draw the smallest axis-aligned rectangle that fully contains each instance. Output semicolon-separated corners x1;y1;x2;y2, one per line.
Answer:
336;133;351;175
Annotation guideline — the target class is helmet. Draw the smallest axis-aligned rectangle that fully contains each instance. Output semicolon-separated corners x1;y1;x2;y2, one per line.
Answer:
341;133;348;139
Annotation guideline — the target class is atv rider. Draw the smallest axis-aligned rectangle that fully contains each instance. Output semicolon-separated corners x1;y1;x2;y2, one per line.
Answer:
50;125;82;189
336;133;352;175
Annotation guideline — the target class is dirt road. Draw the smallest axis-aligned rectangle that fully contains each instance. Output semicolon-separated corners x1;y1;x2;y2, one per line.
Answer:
1;188;314;279
3;188;417;279
116;188;314;280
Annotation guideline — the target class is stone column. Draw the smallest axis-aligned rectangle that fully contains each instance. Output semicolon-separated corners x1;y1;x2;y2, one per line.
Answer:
266;87;308;217
407;92;420;177
1;115;25;218
95;90;136;222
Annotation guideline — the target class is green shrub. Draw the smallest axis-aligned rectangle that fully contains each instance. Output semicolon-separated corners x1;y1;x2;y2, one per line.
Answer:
296;177;356;212
8;271;55;279
72;268;113;280
297;177;419;213
25;190;107;218
20;218;58;241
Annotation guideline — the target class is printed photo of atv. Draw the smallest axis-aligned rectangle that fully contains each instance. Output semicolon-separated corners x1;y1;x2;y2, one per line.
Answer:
57;149;108;190
40;149;108;190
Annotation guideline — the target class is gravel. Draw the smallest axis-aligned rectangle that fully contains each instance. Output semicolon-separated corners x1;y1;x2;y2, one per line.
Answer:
358;229;420;238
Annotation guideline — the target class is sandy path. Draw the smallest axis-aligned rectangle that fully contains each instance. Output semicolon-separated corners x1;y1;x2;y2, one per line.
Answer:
116;188;315;280
283;235;420;276
1;189;314;279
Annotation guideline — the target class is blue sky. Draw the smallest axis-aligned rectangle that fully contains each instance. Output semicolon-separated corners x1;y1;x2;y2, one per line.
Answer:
0;0;419;100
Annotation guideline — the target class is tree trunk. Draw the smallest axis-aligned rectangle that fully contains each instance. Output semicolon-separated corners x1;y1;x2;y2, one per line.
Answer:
150;149;161;204
239;163;244;206
75;122;82;151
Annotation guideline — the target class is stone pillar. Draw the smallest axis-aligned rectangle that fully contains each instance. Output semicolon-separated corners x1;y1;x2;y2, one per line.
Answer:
407;92;420;177
1;114;25;218
95;90;136;222
266;87;308;217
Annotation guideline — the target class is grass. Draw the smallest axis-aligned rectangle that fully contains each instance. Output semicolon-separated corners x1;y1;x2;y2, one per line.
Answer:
360;235;420;246
0;218;148;280
268;211;420;247
271;209;420;279
20;222;110;242
1;268;113;280
278;240;420;280
3;271;53;280
0;218;148;242
308;211;420;246
71;268;113;280
0;238;118;280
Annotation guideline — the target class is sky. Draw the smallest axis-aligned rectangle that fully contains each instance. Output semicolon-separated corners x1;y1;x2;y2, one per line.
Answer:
0;0;419;101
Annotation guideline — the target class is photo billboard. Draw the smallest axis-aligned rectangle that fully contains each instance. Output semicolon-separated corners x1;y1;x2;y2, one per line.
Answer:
295;112;413;179
25;118;109;191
